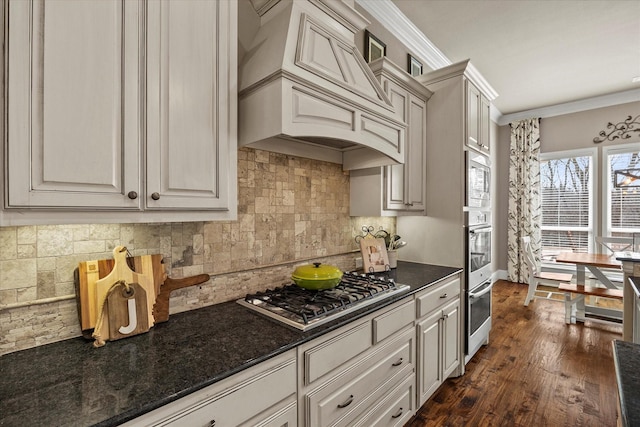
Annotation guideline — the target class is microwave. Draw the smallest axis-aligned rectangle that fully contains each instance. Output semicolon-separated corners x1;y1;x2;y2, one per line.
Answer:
466;151;490;209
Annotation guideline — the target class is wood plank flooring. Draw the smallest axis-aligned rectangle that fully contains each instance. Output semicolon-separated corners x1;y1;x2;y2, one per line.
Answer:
406;280;622;427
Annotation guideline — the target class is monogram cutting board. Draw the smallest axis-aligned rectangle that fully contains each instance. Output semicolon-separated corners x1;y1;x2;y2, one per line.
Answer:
75;250;165;337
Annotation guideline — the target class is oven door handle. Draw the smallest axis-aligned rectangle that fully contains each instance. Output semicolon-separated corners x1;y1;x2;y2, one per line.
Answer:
469;281;493;299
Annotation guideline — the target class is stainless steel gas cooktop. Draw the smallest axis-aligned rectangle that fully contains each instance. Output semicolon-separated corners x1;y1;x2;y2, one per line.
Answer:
237;271;410;331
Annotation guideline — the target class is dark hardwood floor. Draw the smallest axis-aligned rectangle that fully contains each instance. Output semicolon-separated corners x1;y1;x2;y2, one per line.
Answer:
407;280;623;427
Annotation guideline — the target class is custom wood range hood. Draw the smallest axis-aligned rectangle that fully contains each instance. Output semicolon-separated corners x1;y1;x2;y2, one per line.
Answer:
239;0;407;170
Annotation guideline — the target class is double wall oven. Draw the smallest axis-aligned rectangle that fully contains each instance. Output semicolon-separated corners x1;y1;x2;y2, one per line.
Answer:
465;151;493;364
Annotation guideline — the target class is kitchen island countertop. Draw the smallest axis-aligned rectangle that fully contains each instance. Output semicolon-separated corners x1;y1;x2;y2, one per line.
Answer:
0;261;460;427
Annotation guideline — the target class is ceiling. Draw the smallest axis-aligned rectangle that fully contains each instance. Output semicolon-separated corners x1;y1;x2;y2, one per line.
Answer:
385;0;640;118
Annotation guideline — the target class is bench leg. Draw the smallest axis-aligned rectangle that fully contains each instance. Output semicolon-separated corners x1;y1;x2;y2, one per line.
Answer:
564;293;572;324
564;293;585;324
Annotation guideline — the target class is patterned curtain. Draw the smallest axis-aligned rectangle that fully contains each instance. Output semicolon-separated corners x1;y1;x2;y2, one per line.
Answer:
508;118;541;283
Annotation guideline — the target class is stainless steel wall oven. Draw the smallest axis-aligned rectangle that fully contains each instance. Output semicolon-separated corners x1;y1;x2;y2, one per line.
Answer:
465;209;493;363
466;278;492;364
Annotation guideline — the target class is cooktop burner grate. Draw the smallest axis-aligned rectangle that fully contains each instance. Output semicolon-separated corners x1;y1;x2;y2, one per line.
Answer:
237;271;409;330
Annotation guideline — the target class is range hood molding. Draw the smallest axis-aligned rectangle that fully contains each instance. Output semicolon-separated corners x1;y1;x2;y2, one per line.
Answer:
239;0;407;170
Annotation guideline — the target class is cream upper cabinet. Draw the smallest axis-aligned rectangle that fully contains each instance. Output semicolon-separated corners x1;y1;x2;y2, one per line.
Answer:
6;0;142;210
146;0;235;211
350;58;431;216
3;0;237;225
466;80;490;155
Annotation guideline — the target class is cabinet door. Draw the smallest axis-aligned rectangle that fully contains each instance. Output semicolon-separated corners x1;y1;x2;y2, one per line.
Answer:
466;81;490;155
382;79;409;211
404;95;427;211
442;299;461;378
146;0;236;210
384;90;426;212
634;293;640;344
479;94;491;154
417;310;442;405
6;0;141;209
466;81;480;152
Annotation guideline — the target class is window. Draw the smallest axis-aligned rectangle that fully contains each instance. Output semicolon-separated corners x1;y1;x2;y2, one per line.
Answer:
605;144;640;242
540;150;594;260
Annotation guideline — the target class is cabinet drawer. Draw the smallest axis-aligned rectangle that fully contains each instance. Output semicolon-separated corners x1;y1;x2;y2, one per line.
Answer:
241;399;297;427
132;354;296;427
304;320;372;384
307;329;413;427
353;373;415;427
416;277;460;318
373;299;415;344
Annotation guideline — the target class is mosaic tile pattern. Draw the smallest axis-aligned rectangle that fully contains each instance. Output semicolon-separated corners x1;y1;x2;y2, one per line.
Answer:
0;148;397;354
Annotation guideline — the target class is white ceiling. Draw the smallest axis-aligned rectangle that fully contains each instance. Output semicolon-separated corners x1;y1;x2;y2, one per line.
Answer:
383;0;640;118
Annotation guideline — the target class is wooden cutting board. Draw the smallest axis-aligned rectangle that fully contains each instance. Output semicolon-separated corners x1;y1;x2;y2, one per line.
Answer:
93;247;155;342
75;249;165;337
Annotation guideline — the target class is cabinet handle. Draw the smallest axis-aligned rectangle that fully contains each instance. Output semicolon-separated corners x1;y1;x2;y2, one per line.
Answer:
404;202;414;207
392;357;403;366
391;408;404;419
207;420;215;427
127;191;138;200
440;293;448;299
442;313;449;319
151;192;160;200
337;395;354;408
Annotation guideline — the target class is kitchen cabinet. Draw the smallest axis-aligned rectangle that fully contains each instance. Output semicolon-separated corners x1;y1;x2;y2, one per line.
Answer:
298;298;416;427
350;58;432;216
415;276;461;405
466;81;491;155
398;59;496;285
121;349;297;427
631;278;640;344
3;0;237;225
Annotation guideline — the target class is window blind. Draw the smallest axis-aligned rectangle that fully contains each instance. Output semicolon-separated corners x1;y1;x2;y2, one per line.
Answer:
609;151;640;230
540;155;591;255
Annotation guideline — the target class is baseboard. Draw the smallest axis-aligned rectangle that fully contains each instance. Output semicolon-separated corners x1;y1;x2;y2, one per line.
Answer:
494;270;508;281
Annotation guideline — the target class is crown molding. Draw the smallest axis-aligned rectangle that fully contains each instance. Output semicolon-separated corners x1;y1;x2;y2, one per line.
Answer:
497;88;640;126
355;0;450;70
356;0;636;125
356;0;498;99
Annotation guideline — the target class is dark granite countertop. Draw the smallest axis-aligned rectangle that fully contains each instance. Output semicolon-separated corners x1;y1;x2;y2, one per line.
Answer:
0;261;460;427
613;340;640;427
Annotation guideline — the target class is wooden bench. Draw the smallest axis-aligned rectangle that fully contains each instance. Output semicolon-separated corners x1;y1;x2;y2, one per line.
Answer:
558;283;623;299
558;283;623;324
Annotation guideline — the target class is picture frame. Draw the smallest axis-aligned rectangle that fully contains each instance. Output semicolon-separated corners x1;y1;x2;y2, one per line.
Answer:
360;237;390;273
408;54;423;77
364;30;386;63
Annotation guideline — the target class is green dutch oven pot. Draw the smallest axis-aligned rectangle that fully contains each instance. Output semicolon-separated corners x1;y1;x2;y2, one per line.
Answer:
292;262;343;290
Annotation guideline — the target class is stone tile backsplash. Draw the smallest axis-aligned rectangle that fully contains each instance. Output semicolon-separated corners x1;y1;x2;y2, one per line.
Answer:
0;148;396;355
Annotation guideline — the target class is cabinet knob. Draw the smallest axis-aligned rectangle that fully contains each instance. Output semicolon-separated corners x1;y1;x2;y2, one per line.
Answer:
337;395;354;409
151;192;160;200
127;191;138;200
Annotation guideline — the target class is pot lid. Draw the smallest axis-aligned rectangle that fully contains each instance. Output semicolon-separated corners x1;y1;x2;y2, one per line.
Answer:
292;262;343;281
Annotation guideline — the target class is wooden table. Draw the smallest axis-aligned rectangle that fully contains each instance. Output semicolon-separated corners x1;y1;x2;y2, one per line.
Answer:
555;252;622;289
555;252;623;323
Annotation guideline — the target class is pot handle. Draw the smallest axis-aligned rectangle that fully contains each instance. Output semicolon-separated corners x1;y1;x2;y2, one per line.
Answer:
313;262;321;268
